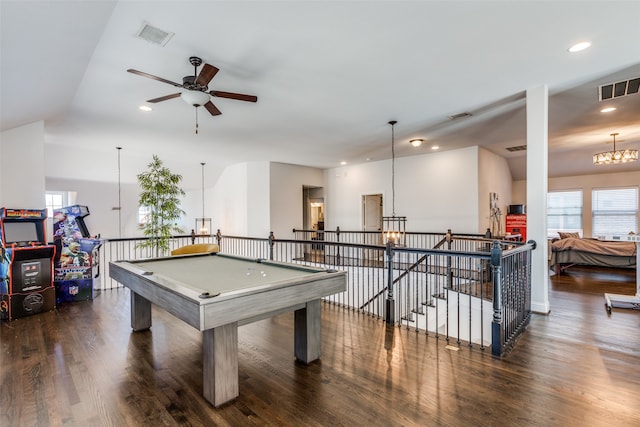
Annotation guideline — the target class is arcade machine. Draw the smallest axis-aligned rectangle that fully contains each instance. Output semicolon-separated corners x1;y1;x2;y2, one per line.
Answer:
0;208;56;321
53;205;102;303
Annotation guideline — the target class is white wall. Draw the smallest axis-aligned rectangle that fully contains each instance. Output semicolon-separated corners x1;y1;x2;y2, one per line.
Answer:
248;162;271;237
269;162;324;239
324;161;387;231
46;177;144;239
211;162;249;236
514;169;640;238
478;147;513;234
325;146;483;233
511;180;526;205
43;160;323;241
1;121;46;208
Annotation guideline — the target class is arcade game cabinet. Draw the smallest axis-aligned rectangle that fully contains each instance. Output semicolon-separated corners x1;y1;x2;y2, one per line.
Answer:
53;205;102;303
0;208;56;321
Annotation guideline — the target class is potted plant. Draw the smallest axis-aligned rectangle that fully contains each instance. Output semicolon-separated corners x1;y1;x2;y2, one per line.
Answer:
137;155;185;257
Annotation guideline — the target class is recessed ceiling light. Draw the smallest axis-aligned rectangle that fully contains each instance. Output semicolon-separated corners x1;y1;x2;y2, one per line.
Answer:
409;139;423;147
139;105;152;112
600;107;616;113
431;145;439;150
568;41;591;53
340;161;347;165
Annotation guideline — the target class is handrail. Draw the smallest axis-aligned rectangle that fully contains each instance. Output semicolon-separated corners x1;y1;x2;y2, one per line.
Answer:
98;230;534;356
292;228;487;237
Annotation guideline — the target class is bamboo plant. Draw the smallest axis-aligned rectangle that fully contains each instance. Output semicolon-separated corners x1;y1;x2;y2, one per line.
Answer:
137;155;185;256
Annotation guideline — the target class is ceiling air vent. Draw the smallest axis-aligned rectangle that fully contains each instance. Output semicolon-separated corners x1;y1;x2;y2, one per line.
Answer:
135;22;174;46
599;77;640;101
449;112;472;120
505;145;527;152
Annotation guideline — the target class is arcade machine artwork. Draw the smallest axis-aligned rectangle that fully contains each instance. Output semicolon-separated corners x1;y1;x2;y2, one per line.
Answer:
53;205;102;303
0;208;56;321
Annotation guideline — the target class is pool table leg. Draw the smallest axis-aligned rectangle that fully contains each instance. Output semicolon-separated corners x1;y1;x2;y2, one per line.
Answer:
130;291;152;331
294;298;321;363
203;322;239;407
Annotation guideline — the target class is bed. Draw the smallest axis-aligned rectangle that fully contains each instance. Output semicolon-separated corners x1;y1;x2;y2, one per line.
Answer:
550;236;637;274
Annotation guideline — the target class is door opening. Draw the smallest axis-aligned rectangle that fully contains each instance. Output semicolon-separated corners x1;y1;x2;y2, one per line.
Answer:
303;187;324;261
362;194;383;246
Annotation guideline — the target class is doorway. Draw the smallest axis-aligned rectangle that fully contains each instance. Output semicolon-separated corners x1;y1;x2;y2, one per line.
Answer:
362;194;383;246
303;187;324;262
303;186;324;235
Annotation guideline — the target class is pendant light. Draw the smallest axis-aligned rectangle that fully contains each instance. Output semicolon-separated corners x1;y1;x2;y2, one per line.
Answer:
195;162;211;235
382;120;407;246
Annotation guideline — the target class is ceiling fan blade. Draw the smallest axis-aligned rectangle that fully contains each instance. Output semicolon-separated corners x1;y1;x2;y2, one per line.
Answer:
127;69;183;88
196;64;219;86
204;101;222;116
147;93;182;103
210;90;258;102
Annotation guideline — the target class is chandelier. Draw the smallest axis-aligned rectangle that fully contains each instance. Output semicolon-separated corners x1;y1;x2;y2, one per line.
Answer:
382;120;407;246
593;133;638;165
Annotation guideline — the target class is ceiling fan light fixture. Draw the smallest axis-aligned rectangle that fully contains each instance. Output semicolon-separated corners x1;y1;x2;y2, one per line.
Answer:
139;105;152;112
181;90;210;107
409;139;423;147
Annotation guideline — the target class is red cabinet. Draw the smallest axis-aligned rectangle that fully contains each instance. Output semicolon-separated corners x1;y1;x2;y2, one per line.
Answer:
506;214;527;242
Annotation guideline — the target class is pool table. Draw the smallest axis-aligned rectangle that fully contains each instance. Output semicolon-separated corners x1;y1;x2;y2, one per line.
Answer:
109;252;347;407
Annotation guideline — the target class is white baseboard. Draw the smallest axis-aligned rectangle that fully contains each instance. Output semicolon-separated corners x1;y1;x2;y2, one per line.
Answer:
531;301;550;314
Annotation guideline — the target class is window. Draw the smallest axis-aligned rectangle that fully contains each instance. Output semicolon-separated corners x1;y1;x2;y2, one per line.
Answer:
138;206;152;225
592;187;638;237
547;190;583;238
45;192;65;218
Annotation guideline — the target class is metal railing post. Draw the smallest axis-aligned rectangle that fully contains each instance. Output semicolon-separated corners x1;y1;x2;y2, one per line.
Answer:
385;239;396;326
491;240;504;356
268;231;275;260
336;226;341;266
446;229;453;287
215;229;222;246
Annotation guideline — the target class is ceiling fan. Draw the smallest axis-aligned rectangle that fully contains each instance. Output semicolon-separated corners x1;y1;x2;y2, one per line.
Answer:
127;56;257;131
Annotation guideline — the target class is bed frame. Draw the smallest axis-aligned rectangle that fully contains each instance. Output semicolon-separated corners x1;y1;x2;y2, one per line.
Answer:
550;237;637;275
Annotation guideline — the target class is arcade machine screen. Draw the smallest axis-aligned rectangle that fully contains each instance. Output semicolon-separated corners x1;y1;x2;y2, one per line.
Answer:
3;221;39;246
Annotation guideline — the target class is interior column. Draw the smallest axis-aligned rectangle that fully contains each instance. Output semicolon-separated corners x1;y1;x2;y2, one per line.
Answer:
526;85;550;314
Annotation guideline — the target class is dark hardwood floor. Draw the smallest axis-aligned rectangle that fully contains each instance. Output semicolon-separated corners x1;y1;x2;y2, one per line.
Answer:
2;267;639;426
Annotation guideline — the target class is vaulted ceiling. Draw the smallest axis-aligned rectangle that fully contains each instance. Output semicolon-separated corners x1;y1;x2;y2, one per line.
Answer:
2;1;639;190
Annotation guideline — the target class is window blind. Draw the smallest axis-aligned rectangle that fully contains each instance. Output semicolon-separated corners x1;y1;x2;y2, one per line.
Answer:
547;190;583;236
592;187;639;236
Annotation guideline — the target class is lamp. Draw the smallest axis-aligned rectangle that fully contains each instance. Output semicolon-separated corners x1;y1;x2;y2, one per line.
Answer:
195;162;211;235
181;90;210;135
181;90;210;107
409;139;423;147
593;133;638;165
382;120;407;246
